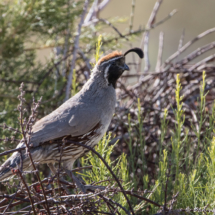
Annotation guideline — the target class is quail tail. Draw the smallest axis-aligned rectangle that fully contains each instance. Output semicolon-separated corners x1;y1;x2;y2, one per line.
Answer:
0;161;15;182
0;152;21;182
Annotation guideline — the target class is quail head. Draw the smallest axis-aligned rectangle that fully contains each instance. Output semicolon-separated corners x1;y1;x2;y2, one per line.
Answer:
0;48;144;182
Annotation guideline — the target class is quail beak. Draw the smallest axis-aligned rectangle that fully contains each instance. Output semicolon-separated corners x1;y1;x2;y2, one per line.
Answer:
118;63;129;72
123;63;129;71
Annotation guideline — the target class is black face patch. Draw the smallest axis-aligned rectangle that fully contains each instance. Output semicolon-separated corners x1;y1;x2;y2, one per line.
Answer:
107;57;125;88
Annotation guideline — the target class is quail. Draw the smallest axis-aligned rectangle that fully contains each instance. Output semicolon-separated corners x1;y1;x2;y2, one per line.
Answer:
0;48;143;188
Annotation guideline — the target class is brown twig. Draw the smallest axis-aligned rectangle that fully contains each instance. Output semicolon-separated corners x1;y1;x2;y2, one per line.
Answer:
2;190;19;214
99;18;129;41
18;84;50;215
16;169;36;215
0;124;22;135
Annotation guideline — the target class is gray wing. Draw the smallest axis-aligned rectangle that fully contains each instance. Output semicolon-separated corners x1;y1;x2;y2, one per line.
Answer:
27;100;100;147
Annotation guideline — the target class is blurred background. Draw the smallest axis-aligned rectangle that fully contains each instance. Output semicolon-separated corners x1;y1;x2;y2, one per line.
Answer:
37;0;215;71
101;0;215;69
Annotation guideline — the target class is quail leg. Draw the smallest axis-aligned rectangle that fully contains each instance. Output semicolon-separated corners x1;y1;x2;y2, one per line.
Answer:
47;163;57;174
64;168;106;193
47;163;71;194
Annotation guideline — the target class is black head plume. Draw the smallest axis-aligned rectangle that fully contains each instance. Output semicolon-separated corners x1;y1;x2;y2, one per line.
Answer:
124;47;144;59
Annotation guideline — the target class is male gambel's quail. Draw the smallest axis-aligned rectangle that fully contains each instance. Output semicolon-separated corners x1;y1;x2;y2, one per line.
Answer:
0;48;143;182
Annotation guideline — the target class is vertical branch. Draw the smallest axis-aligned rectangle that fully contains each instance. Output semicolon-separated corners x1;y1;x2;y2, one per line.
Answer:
17;169;36;215
143;31;150;72
62;0;71;77
65;0;90;101
17;86;36;215
53;39;61;95
175;28;185;64
129;0;135;33
138;0;163;73
178;28;185;51
95;0;101;19
62;30;69;77
18;84;50;215
155;31;164;72
26;102;51;215
128;0;137;77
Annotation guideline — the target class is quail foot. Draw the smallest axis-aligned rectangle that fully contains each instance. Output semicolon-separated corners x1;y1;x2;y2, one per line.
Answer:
0;48;144;192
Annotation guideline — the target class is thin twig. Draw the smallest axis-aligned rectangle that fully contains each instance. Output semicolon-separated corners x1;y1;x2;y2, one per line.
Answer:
16;169;35;215
112;190;161;208
18;85;50;215
100;18;129;40
65;0;90;101
2;190;19;215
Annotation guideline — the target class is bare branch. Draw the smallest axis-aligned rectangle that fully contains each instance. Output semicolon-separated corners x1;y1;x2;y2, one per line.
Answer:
155;31;164;72
176;41;215;67
84;0;111;25
188;54;215;71
163;27;215;70
65;0;90;101
138;0;163;73
129;0;136;33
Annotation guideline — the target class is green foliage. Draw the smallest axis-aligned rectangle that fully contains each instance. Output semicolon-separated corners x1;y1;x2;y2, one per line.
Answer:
95;34;103;64
110;71;215;214
78;70;215;214
172;74;185;192
80;134;131;214
71;69;78;96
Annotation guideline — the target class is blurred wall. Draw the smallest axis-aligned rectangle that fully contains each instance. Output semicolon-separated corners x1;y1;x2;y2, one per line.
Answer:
100;0;215;70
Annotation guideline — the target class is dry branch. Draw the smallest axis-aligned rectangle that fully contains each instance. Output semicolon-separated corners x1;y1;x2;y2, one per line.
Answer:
65;0;90;101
